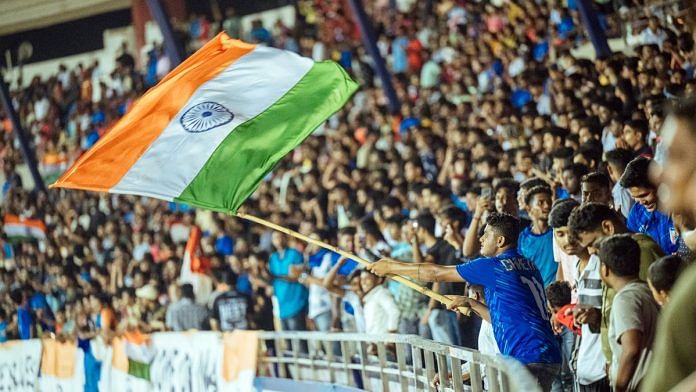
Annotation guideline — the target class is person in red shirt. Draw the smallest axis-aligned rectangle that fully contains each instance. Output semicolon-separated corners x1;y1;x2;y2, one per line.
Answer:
546;281;581;336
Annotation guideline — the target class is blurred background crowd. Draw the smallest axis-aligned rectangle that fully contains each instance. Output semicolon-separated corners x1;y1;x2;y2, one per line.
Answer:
1;0;695;391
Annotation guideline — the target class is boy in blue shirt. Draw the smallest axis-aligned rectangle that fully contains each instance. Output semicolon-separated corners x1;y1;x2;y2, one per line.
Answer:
368;213;561;392
619;157;679;255
519;185;558;287
268;232;308;331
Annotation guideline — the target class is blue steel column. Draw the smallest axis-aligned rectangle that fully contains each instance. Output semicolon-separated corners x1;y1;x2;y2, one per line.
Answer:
576;0;612;58
346;0;401;114
0;75;46;192
145;0;184;66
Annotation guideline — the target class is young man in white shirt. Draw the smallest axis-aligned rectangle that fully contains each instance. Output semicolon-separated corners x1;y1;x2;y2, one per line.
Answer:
298;233;336;332
360;269;400;335
323;257;366;333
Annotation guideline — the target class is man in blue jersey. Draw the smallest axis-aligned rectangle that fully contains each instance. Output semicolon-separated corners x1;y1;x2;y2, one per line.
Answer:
368;212;561;391
619;156;679;255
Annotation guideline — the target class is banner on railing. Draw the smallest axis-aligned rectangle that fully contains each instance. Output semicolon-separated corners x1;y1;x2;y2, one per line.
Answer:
0;339;42;391
40;339;86;391
0;331;258;392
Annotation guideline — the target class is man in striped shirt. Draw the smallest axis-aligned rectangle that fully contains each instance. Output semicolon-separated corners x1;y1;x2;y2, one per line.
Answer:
573;247;609;391
549;199;608;391
166;283;209;331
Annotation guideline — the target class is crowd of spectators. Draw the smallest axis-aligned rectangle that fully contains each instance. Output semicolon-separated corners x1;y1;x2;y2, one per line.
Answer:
1;0;696;391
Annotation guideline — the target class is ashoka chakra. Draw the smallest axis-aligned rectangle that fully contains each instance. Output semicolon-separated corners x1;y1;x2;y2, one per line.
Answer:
180;101;234;133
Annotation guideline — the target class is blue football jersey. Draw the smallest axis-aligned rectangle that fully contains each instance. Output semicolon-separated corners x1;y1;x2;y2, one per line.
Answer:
456;249;561;365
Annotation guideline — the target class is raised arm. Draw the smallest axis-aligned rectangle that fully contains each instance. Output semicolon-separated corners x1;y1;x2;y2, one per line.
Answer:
322;256;348;296
463;197;489;257
367;258;464;283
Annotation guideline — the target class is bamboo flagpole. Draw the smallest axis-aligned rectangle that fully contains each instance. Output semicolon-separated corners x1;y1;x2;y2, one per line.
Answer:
234;211;471;315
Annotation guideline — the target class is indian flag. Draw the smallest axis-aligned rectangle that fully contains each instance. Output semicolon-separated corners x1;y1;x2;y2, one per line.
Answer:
180;225;213;304
51;32;358;213
110;330;155;389
3;215;47;241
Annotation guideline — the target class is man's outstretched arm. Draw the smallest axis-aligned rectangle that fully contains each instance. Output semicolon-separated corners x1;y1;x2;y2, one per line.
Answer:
367;258;464;282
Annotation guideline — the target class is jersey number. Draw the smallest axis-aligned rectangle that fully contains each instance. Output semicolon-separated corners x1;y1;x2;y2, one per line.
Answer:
520;276;549;321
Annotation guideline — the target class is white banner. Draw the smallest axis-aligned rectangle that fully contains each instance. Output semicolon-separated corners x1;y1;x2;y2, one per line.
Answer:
0;340;42;392
150;333;226;391
99;331;256;392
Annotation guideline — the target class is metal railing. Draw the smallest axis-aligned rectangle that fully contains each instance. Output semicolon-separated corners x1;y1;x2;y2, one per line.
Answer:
256;331;540;392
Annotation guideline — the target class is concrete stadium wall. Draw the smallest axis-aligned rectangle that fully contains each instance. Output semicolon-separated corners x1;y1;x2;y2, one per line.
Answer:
9;4;296;88
0;0;129;36
8;26;135;89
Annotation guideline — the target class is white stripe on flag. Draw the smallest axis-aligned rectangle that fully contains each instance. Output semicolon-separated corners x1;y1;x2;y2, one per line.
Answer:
4;223;46;239
111;46;313;200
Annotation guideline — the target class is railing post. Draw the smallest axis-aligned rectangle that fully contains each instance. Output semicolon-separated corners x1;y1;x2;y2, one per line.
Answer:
377;342;389;391
469;357;483;392
450;357;464;392
274;336;286;378
412;346;424;391
487;365;500;392
424;350;436;392
308;339;317;381
325;337;336;384
358;341;370;391
340;340;351;387
436;353;448;392
396;343;409;391
291;338;301;380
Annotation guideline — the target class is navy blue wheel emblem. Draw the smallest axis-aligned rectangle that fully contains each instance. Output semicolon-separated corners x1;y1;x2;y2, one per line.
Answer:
180;101;234;133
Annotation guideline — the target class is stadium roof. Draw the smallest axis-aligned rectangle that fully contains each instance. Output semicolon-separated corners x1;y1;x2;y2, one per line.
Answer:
0;0;129;36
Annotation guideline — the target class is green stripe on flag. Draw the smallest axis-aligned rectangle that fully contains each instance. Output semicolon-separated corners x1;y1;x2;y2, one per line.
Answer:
128;358;151;380
175;61;358;212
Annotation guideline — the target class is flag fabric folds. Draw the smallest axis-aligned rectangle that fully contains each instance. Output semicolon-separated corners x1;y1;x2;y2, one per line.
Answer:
110;330;155;387
180;225;213;304
51;32;358;213
39;339;85;391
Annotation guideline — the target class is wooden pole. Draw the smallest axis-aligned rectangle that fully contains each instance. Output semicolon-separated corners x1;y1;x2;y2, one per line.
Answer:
234;212;471;315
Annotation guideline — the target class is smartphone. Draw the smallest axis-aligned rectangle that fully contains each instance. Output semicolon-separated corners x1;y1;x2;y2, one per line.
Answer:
481;187;492;200
412;221;419;229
